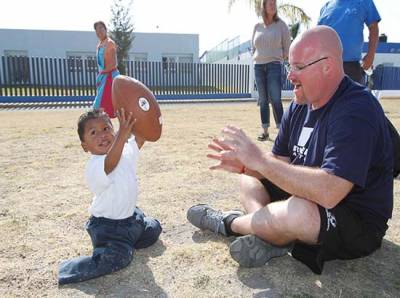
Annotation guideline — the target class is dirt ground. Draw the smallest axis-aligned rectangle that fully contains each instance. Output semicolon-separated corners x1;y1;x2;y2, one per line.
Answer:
0;100;399;297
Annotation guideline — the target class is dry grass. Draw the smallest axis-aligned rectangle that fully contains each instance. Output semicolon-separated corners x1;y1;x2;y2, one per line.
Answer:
0;100;399;297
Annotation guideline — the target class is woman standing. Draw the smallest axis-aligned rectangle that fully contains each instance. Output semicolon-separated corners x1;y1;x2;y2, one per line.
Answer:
252;0;290;141
93;21;120;118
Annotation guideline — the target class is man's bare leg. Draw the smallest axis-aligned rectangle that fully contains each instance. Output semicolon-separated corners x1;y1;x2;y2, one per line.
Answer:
229;196;321;267
231;196;320;246
239;175;272;213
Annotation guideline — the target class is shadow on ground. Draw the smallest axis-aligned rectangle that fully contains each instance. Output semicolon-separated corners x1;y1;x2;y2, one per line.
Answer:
60;240;167;297
191;230;236;245
236;239;400;297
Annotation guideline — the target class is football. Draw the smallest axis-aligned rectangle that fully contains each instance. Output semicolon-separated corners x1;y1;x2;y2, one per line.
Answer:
112;75;162;142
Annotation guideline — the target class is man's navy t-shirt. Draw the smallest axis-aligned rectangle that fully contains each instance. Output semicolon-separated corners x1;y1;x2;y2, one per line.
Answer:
273;76;393;232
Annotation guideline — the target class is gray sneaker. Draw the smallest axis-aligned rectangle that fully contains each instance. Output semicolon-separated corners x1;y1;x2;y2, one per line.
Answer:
229;234;289;267
187;204;243;236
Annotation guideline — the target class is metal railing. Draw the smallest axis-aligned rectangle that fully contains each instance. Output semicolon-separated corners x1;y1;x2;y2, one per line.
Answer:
0;56;250;100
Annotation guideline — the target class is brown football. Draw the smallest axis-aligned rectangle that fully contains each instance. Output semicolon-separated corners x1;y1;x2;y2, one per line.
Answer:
112;75;162;142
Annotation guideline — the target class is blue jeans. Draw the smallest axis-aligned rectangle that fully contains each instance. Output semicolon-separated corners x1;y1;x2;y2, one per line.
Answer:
58;207;162;285
254;62;284;128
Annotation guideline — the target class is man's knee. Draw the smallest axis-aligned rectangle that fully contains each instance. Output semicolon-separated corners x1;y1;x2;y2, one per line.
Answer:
239;175;270;204
249;202;290;245
239;174;260;192
285;197;320;243
250;197;320;245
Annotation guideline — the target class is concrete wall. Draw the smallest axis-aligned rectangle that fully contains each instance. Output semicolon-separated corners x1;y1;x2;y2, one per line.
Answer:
132;32;198;62
0;29;199;62
363;42;400;67
373;53;400;67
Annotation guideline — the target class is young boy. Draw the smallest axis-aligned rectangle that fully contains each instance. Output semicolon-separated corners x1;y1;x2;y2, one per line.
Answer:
59;108;162;285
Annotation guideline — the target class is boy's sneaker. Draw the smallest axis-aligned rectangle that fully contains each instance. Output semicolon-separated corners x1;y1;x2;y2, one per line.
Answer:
229;234;290;267
187;204;243;236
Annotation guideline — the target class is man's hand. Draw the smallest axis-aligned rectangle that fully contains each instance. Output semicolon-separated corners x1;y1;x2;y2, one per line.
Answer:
361;53;374;70
207;138;245;173
207;125;265;173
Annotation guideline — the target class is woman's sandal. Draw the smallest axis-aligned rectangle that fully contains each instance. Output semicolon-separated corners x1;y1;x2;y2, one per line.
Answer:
257;132;269;141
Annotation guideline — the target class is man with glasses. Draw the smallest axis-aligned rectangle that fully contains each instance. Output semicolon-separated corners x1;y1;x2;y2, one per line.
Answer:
187;26;393;274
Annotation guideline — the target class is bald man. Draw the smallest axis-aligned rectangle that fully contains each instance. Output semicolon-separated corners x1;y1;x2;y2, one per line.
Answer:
187;26;393;274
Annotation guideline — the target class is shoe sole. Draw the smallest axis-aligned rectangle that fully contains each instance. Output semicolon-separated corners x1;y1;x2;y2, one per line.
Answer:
229;235;286;267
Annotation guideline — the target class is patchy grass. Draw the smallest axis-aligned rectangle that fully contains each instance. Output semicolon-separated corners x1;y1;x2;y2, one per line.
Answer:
0;100;399;297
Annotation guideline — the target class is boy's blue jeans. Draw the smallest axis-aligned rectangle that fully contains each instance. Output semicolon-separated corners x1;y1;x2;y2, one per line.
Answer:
58;207;162;285
254;62;284;128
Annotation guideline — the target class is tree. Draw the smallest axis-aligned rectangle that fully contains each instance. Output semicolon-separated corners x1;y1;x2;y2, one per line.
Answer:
109;0;135;75
228;0;311;40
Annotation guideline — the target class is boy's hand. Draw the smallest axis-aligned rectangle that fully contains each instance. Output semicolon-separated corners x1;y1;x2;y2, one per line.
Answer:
116;108;136;142
104;108;136;174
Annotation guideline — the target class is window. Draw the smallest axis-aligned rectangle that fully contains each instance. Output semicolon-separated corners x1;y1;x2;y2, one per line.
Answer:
178;55;193;64
162;56;177;72
4;50;30;83
4;50;28;57
162;54;194;76
179;55;193;74
66;51;96;73
130;53;148;76
131;53;148;63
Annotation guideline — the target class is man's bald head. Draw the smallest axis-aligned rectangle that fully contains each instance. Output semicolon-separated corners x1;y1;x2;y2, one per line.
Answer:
287;25;345;108
291;25;343;64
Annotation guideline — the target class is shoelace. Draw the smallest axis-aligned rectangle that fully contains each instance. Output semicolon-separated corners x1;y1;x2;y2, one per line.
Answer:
203;209;224;234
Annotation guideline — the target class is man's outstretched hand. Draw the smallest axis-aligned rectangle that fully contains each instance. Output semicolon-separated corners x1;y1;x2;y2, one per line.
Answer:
207;125;265;174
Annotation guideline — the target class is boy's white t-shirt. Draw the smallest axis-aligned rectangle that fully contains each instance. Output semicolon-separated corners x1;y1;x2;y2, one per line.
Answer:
85;137;139;220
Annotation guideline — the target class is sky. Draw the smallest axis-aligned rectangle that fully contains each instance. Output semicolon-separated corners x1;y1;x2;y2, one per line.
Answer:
0;0;398;55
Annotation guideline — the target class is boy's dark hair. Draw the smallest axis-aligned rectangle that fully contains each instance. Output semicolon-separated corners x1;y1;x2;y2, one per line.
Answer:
77;108;112;142
94;21;107;31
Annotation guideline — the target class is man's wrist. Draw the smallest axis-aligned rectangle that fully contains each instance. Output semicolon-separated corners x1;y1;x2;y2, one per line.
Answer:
240;165;246;174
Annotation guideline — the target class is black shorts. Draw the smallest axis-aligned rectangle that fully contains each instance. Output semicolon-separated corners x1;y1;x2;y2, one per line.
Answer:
260;178;386;274
343;61;365;85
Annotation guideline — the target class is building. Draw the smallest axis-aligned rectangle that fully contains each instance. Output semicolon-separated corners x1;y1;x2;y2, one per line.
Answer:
0;28;199;64
0;28;252;101
363;42;400;67
204;38;400;67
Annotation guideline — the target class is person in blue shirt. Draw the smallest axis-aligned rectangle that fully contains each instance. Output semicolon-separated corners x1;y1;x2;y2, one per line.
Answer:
186;26;393;274
318;0;381;84
92;21;120;118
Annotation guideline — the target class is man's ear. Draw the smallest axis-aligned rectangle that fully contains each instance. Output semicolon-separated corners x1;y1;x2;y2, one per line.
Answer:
81;142;88;152
323;57;334;74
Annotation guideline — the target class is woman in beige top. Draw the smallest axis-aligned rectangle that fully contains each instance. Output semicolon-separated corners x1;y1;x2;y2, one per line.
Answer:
252;0;290;141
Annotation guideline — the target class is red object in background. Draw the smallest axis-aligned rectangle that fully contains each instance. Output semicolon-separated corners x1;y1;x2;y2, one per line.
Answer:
100;74;116;118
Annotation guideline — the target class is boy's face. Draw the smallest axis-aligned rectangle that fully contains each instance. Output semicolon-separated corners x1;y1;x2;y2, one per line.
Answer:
81;117;115;155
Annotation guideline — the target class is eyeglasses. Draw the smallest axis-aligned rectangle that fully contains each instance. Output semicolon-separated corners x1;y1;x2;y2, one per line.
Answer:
285;57;328;73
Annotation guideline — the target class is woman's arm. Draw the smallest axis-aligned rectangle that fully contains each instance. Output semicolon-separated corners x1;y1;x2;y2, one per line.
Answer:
101;39;118;74
281;21;291;60
251;23;257;55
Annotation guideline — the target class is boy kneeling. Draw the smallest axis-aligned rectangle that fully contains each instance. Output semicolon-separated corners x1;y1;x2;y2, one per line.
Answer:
59;108;161;284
